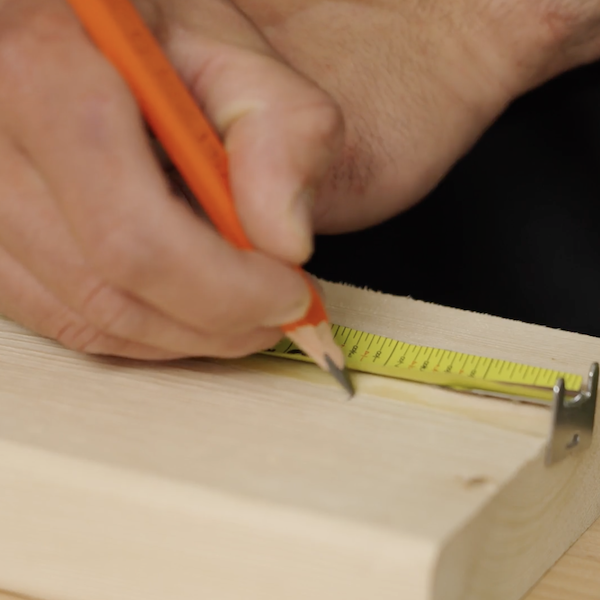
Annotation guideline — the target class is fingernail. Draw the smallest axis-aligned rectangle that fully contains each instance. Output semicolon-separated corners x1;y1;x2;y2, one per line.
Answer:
262;283;312;327
289;188;315;262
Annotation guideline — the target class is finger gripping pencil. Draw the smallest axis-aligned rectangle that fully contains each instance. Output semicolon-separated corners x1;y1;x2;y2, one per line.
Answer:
65;0;354;395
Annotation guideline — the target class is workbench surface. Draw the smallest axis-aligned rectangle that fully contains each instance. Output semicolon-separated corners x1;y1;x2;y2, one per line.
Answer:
526;517;600;599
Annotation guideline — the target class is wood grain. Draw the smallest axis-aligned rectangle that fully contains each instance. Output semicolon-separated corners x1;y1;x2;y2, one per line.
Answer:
526;518;600;599
1;281;600;600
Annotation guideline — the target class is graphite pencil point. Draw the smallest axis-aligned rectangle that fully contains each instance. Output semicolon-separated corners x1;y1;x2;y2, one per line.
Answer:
325;355;355;398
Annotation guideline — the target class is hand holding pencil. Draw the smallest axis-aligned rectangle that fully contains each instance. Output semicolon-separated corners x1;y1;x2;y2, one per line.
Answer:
64;0;352;392
0;0;350;391
0;0;598;395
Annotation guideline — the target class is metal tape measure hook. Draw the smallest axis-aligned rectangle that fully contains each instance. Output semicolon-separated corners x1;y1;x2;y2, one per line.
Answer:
546;362;599;466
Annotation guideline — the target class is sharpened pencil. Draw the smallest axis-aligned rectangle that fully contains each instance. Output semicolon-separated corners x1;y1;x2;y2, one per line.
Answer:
65;0;354;396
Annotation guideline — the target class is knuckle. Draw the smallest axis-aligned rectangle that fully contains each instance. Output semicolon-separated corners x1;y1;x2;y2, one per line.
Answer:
312;99;345;141
77;281;135;338
51;313;103;355
540;6;581;45
519;2;598;54
299;95;345;149
50;307;136;358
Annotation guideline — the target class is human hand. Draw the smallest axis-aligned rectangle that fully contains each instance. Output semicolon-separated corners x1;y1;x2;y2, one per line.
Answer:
232;0;600;233
0;0;343;360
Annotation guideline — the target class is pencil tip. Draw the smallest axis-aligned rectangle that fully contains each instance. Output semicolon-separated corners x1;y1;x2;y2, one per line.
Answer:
325;355;355;398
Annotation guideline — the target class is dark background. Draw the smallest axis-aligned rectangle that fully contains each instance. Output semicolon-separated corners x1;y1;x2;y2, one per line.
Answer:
307;61;600;338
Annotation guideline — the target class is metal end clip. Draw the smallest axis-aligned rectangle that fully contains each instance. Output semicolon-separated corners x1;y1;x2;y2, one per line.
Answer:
545;362;598;466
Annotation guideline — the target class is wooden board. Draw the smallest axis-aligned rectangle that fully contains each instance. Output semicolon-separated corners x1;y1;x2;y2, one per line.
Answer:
1;281;600;600
5;518;600;600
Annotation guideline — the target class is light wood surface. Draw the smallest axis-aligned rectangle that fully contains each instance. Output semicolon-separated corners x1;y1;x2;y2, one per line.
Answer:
1;281;600;600
526;519;600;599
4;518;600;600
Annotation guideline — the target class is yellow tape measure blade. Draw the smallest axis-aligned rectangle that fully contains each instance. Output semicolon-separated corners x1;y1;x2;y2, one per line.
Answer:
264;325;583;404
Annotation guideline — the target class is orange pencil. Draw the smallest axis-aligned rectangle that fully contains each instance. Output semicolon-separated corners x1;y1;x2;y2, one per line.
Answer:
65;0;353;395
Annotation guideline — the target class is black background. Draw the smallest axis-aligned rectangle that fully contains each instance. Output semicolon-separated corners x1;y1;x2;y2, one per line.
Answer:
307;61;600;338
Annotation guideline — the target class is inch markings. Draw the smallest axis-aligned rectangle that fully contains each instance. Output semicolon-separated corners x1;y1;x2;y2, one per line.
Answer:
263;324;584;403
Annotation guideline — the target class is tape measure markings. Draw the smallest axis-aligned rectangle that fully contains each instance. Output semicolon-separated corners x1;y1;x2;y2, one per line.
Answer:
264;324;584;403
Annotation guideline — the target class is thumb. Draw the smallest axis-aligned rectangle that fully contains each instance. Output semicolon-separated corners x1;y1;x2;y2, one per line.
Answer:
167;30;344;265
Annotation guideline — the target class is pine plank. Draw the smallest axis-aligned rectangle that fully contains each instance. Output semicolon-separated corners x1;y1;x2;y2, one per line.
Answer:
1;281;600;600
